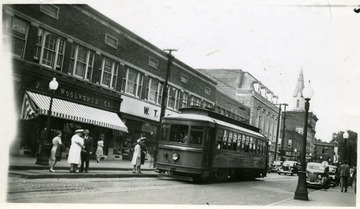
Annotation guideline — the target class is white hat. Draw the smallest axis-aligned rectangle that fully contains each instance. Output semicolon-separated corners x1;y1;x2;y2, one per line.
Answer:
75;129;84;133
137;137;146;143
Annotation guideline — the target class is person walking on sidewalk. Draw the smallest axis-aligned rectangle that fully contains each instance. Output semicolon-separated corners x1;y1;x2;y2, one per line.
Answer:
67;129;85;173
80;129;93;173
339;160;350;192
96;133;105;163
131;137;146;173
49;130;62;172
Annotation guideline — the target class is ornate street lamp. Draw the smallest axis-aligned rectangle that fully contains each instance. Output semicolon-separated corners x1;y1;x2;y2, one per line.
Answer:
343;131;349;164
294;148;297;160
35;77;59;165
294;81;314;201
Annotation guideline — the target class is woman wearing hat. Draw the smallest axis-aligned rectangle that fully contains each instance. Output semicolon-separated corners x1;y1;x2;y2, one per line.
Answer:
67;129;85;173
49;130;62;172
96;133;105;163
131;137;146;173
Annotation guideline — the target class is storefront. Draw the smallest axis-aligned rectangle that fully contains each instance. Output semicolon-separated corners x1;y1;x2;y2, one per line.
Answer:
16;69;128;159
119;95;178;160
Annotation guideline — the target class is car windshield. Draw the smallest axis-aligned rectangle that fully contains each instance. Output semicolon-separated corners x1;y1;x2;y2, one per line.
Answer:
273;161;282;165
307;163;325;173
283;161;296;166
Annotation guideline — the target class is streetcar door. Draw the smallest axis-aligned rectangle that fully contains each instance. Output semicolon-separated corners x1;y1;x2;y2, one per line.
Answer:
202;127;215;168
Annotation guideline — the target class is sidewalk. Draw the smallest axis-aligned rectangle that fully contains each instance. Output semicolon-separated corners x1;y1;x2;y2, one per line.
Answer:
8;155;158;179
271;187;357;207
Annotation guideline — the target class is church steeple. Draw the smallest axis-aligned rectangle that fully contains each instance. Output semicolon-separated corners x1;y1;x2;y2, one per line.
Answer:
292;69;305;111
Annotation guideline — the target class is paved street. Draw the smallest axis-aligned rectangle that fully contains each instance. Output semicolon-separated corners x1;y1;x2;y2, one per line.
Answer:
6;173;356;206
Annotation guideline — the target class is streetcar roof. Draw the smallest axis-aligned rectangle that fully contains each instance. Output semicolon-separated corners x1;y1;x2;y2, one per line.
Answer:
164;113;265;139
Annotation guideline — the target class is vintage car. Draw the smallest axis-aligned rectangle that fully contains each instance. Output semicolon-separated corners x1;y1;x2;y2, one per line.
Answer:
328;165;339;187
306;162;329;188
278;160;299;175
270;161;283;173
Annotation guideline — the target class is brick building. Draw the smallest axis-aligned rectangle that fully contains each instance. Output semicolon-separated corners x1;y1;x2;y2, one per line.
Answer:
4;4;249;159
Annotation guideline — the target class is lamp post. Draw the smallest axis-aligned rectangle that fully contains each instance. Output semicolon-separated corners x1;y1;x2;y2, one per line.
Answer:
35;77;59;165
294;81;314;201
343;131;349;164
293;148;297;160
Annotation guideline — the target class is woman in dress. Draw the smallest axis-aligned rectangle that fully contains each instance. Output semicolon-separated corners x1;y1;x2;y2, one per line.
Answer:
49;130;62;172
131;137;146;173
67;129;85;173
96;133;104;163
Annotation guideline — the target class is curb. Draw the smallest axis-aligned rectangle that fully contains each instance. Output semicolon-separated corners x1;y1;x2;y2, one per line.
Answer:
9;165;156;171
9;170;159;179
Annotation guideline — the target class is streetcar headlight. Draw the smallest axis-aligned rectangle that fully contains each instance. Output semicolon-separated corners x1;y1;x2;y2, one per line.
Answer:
172;152;180;161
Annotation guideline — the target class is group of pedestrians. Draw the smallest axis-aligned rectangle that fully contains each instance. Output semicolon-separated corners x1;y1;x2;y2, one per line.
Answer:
48;128;148;174
49;129;105;173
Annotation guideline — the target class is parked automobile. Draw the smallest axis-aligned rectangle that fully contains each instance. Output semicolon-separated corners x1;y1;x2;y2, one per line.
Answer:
306;162;329;188
278;160;299;175
270;161;283;173
328;165;339;187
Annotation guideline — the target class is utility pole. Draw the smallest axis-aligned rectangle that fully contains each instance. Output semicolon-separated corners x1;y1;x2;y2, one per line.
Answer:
274;104;282;162
280;103;288;161
153;49;177;167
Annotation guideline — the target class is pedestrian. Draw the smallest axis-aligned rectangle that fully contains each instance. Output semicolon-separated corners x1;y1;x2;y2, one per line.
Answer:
339;160;350;192
131;137;146;173
67;129;85;173
80;129;93;173
96;133;105;163
49;130;62;172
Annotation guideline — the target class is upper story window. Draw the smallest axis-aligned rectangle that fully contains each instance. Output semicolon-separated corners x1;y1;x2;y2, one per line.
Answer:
190;95;202;107
148;57;158;69
40;5;59;19
105;34;118;49
181;92;189;108
295;127;304;135
181;74;188;84
121;67;144;97
34;28;66;71
69;44;94;81
100;57;118;89
167;86;180;109
3;15;29;58
148;77;163;104
205;86;211;95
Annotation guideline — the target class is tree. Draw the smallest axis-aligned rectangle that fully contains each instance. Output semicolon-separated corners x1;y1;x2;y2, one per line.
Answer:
331;130;358;167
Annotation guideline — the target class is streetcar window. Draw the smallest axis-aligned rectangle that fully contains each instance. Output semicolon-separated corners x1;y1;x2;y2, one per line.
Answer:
222;130;228;149
216;129;223;149
233;133;238;151
245;136;250;152
228;131;233;150
189;126;203;145
241;135;245;151
237;134;242;152
169;124;189;143
161;124;170;141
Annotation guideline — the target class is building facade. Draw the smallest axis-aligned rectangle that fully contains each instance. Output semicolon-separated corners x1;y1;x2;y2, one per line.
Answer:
314;139;338;165
4;4;250;160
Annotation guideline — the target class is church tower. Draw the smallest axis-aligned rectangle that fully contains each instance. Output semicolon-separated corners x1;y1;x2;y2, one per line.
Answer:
292;69;305;111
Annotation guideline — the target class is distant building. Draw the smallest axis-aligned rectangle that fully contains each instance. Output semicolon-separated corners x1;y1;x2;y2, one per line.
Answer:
281;70;318;161
314;139;338;165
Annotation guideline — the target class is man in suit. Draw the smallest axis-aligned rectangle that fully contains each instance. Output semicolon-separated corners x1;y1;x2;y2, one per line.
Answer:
339;160;350;192
80;129;93;173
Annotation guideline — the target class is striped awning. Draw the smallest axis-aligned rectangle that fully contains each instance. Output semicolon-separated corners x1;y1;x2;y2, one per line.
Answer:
24;91;128;132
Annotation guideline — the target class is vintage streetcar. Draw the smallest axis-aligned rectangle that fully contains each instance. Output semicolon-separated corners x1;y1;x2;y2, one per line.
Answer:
156;107;269;183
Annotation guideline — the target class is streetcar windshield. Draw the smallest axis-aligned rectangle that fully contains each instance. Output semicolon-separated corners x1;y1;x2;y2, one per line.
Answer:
165;123;203;145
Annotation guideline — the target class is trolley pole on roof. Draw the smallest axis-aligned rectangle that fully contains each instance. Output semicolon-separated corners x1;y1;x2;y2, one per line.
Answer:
153;49;177;167
280;103;288;161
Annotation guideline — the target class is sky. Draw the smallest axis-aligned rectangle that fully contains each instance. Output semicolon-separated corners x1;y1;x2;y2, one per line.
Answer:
86;0;360;142
1;0;359;145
